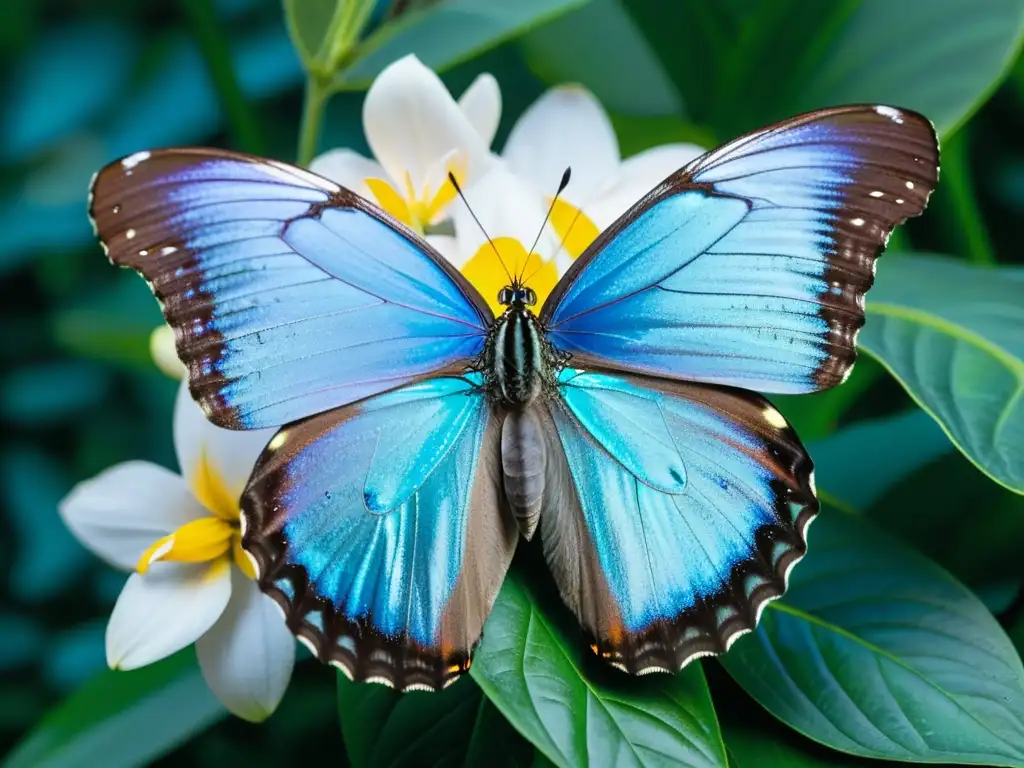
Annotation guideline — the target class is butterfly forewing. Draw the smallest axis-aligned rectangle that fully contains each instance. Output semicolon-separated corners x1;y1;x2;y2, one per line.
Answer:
541;104;939;395
89;148;492;429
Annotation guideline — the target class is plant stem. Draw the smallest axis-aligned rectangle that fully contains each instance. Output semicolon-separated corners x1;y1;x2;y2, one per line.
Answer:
297;75;331;167
181;0;265;154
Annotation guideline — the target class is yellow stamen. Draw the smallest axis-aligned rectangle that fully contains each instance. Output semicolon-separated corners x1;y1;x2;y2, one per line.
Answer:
461;237;559;315
136;517;233;574
191;447;238;522
548;198;600;258
232;535;257;579
366;178;413;228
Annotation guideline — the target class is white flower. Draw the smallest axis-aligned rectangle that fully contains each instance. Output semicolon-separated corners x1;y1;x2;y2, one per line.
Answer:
150;323;184;380
443;84;706;313
310;53;499;234
442;162;564;315
501;84;705;260
59;382;294;722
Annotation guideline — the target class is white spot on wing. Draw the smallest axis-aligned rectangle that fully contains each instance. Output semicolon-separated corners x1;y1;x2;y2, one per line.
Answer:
268;431;288;451
125;228;136;240
763;407;788;429
296;634;319;657
874;105;904;123
851;217;865;227
869;190;884;198
122;151;151;170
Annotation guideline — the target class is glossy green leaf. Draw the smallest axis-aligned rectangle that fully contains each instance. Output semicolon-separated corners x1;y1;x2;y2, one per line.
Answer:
4;651;225;768
341;0;591;89
795;0;1024;137
721;509;1024;765
471;571;727;768
860;254;1024;494
866;449;1024;587
625;0;1024;139
724;721;869;768
519;0;682;116
337;674;533;767
807;409;951;512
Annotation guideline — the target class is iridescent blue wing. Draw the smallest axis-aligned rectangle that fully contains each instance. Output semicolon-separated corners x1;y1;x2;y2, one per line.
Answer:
241;373;516;691
538;369;816;671
89;149;491;428
540;105;939;394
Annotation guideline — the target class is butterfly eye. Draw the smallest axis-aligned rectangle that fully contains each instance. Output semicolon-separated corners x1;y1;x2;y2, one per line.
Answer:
497;287;515;306
523;288;537;306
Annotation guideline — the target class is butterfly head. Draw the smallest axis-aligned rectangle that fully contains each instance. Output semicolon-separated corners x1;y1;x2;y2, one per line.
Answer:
498;285;537;308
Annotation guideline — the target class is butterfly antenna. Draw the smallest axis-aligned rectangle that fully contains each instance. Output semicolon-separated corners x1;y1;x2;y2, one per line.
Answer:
516;167;573;288
448;171;514;286
520;167;572;285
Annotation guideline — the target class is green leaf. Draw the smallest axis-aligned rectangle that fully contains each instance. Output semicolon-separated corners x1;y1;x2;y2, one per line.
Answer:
807;409;952;513
4;651;225;768
866;449;1024;587
519;0;683;116
724;720;870;768
625;0;1024;139
609;113;716;157
860;254;1024;494
721;508;1024;765
341;0;592;90
471;571;727;768
337;674;532;767
794;0;1024;137
623;0;861;135
284;0;342;68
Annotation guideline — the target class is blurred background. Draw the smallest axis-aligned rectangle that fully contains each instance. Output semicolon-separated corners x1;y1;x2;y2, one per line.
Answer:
1;0;1023;765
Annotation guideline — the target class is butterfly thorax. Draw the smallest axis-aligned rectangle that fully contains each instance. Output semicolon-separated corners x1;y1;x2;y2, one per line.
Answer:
484;289;556;408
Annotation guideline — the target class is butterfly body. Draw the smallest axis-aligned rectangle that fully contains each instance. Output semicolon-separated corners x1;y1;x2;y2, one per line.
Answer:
89;105;939;692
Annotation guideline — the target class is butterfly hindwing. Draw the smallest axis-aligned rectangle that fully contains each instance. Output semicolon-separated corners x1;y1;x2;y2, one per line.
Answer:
541;105;939;394
89;149;492;429
241;374;516;691
538;369;817;672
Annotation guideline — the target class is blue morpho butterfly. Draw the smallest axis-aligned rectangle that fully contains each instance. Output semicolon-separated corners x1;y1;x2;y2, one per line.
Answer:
89;105;938;692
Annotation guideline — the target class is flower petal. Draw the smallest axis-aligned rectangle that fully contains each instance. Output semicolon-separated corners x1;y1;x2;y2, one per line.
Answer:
587;142;706;228
308;149;383;198
173;381;276;507
458;72;501;146
452;164;557;259
502;84;619;204
195;570;295;722
363;54;491;195
59;461;207;571
106;560;231;670
150;324;185;379
136;517;234;574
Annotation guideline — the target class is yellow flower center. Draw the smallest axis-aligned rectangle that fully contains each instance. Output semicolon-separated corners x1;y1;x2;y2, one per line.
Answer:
547;197;600;258
136;448;255;579
461;237;559;316
365;155;466;234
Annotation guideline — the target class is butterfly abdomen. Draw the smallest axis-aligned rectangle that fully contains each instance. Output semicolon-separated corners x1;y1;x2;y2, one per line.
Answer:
488;308;547;407
500;408;546;540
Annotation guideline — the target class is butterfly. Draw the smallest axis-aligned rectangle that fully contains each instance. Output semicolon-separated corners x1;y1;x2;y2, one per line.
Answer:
89;104;938;692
